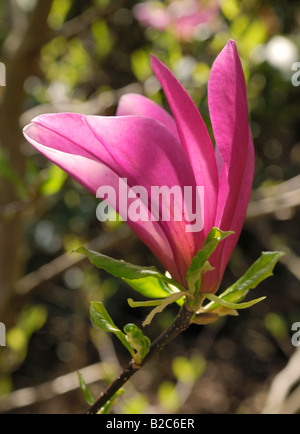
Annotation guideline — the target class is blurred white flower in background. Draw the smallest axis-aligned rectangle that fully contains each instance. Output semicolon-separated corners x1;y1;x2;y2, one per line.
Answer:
264;35;298;73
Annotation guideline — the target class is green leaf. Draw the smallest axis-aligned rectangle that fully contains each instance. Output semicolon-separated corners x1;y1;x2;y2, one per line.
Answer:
202;292;267;310
213;251;285;308
123;324;151;365
76;246;185;291
40;165;67;196
128;298;164;308
142;292;193;327
158;381;180;413
123;275;176;300
99;389;125;415
90;302;134;358
77;372;95;406
186;228;234;293
77;247;158;279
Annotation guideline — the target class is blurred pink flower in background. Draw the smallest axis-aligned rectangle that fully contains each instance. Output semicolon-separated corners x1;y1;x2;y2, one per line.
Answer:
133;0;220;41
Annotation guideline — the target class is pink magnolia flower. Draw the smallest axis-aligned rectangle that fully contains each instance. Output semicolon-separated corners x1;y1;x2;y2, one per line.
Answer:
23;40;254;294
133;0;220;41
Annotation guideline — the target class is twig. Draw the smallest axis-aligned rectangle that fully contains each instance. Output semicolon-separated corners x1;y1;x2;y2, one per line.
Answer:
55;0;126;40
20;83;143;127
0;362;104;413
86;303;194;414
248;218;300;282
246;175;300;220
262;347;300;414
14;225;134;295
279;384;300;414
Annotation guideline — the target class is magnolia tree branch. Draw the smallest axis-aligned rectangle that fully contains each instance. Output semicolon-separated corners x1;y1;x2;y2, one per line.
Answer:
20;83;144;127
0;226;135;328
86;304;194;414
262;347;300;414
14;225;134;296
246;175;300;220
0;362;104;413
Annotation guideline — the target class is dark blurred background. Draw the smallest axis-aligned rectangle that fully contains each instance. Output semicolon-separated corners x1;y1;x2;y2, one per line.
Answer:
0;0;299;414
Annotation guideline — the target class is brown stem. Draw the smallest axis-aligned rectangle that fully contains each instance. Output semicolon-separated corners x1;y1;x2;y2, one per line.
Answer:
85;304;194;414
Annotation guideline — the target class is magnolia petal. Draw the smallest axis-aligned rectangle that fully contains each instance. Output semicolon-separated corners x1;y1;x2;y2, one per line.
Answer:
84;115;196;200
202;40;254;294
23;122;181;283
85;115;201;283
30;113;115;167
208;40;250;228
216;129;255;289
151;54;218;242
23;41;254;293
116;93;179;140
25;113;201;286
201;129;255;293
23;122;106;194
133;2;170;31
